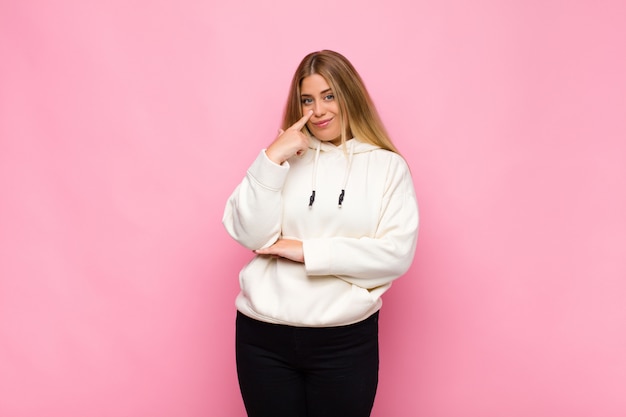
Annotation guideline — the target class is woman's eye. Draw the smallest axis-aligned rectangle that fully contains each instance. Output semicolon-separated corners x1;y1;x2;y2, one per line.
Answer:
324;94;334;101
301;98;313;105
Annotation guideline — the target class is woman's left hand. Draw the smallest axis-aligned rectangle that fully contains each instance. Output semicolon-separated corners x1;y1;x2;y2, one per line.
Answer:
254;239;304;263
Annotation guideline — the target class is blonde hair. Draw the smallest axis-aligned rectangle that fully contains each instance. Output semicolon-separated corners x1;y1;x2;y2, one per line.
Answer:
282;50;400;154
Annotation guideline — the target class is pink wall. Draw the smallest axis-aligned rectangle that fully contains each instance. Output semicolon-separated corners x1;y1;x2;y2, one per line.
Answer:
1;1;625;416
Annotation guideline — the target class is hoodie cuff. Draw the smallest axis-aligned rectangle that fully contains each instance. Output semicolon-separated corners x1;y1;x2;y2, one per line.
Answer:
302;238;332;275
247;150;290;191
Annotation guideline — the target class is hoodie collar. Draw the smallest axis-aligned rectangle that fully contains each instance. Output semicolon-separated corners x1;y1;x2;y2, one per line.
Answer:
307;137;380;154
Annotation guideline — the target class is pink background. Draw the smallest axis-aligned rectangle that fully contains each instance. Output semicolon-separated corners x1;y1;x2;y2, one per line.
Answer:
1;1;625;416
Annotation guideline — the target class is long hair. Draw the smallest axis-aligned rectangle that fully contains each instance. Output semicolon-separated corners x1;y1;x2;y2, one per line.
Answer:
282;50;400;154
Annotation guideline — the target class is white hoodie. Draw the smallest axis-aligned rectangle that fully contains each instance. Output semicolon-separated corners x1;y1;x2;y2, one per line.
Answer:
223;137;419;327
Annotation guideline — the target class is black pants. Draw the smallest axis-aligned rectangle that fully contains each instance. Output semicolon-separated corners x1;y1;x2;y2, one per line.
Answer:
236;311;380;417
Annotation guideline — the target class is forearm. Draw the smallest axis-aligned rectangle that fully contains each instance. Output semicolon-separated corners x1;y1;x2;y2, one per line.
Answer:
222;150;289;249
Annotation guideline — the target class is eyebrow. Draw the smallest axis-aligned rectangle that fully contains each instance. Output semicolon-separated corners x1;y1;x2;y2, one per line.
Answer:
301;88;333;97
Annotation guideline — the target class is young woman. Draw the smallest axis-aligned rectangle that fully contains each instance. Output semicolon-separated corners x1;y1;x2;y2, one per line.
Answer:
222;49;419;417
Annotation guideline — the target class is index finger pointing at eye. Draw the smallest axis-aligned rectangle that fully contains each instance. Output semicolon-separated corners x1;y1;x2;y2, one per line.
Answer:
290;110;313;131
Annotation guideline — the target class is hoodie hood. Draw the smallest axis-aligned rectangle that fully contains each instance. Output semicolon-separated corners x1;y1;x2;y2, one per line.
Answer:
306;137;380;208
307;137;381;154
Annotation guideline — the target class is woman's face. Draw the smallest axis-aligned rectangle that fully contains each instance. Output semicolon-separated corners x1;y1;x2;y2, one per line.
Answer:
300;74;343;145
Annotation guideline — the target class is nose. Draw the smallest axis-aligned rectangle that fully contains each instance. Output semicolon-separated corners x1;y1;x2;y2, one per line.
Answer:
313;100;325;117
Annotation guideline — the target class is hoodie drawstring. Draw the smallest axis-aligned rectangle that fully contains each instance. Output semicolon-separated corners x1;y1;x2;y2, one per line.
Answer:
308;140;354;208
338;142;354;208
308;140;321;207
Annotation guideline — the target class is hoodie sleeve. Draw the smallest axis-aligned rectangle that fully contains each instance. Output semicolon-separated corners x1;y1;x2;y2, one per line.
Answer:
222;150;289;250
302;156;419;289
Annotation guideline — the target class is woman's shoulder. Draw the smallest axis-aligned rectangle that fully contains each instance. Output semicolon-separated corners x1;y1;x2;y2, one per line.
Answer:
366;146;410;170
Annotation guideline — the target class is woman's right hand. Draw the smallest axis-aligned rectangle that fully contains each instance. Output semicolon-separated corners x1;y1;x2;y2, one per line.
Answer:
265;110;313;165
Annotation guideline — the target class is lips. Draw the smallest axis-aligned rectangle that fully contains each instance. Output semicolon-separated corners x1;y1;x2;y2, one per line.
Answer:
312;118;333;128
